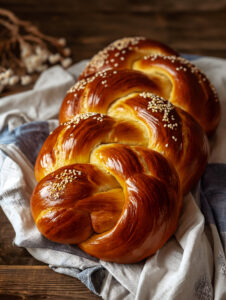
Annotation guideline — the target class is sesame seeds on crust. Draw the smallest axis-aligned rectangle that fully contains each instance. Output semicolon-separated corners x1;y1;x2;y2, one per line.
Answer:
48;168;83;199
84;37;146;74
140;92;178;127
68;69;118;94
140;92;179;147
142;55;219;102
49;113;106;136
68;70;109;93
63;112;105;128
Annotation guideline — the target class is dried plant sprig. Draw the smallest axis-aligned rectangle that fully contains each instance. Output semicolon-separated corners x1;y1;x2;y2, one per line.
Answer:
0;8;72;95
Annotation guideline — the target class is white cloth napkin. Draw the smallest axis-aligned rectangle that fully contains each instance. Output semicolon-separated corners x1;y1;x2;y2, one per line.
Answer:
0;57;226;300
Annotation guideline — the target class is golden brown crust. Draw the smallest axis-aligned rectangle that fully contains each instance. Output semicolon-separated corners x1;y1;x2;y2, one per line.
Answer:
31;36;220;263
78;37;220;135
79;37;179;79
41;92;209;193
59;69;161;124
31;164;123;244
32;146;181;263
133;55;220;134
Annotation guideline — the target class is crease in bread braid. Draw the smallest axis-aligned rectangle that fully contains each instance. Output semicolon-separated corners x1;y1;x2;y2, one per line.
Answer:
31;37;220;263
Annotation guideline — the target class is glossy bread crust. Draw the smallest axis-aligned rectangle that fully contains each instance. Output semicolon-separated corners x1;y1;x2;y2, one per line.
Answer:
77;37;220;135
31;37;220;263
32;143;181;263
79;37;179;79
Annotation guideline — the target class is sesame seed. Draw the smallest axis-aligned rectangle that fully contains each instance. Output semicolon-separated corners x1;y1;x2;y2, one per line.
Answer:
48;168;83;199
62;112;105;128
84;37;145;71
67;70;110;94
140;92;178;127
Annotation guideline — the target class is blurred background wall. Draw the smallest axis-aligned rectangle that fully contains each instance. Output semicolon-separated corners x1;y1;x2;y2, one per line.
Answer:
1;0;226;61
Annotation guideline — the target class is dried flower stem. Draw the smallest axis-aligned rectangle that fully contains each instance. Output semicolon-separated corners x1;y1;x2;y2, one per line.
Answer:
0;8;72;95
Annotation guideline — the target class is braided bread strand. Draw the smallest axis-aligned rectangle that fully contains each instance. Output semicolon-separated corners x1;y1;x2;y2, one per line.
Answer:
32;112;181;263
79;37;220;135
31;37;220;263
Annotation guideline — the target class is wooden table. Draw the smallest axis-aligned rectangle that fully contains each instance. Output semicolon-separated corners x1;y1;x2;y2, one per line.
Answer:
0;0;226;299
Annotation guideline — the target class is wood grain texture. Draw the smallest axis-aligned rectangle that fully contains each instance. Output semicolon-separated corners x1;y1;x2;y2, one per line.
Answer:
0;0;225;298
1;0;226;60
0;208;39;266
0;208;99;299
0;266;100;299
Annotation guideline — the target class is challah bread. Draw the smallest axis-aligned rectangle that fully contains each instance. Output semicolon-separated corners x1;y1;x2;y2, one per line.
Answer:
31;37;220;263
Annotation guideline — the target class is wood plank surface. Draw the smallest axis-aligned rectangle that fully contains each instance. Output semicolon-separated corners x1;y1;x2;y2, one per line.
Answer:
0;265;100;299
0;0;226;299
0;209;99;299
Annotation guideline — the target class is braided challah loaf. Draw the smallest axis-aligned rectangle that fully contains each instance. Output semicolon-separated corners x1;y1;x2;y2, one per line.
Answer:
31;37;220;263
